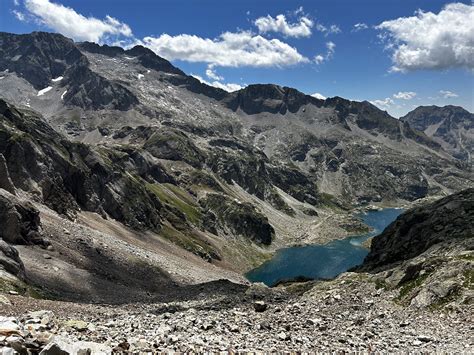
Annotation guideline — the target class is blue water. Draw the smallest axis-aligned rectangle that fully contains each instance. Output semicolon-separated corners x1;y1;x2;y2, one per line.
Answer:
246;208;403;286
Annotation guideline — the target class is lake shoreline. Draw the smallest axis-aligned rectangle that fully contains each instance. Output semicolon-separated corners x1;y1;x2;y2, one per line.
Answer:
246;208;404;286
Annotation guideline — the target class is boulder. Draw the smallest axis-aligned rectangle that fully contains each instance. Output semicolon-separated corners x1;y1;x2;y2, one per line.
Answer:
0;239;25;279
0;191;43;245
253;301;268;312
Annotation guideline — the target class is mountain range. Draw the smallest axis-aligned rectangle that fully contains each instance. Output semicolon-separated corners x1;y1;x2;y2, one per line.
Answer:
0;31;472;293
0;30;473;353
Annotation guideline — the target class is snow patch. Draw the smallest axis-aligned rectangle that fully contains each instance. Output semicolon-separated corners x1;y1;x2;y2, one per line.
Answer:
146;70;151;73
311;92;326;100
61;90;67;100
137;74;144;79
51;76;63;82
124;56;135;60
37;86;53;96
0;76;4;80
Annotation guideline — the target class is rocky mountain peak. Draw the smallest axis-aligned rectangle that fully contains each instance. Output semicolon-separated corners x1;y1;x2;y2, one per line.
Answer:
78;42;185;76
77;41;124;57
0;31;82;89
0;32;139;111
402;105;473;129
223;84;322;114
401;105;473;161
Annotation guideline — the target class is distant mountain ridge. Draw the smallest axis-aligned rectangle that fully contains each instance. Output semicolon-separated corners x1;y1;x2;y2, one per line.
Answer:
401;105;473;163
0;31;472;211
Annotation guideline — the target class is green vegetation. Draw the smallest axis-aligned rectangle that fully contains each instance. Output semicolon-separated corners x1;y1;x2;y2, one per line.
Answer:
319;192;345;211
160;224;219;261
463;269;474;290
144;130;205;167
188;170;223;192
396;272;431;301
282;280;318;295
146;183;202;225
7;131;29;143
430;287;463;310
457;253;474;262
0;278;47;299
374;278;389;290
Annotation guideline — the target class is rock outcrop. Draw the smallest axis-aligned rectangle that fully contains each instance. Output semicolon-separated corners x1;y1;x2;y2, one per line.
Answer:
0;98;163;230
0;240;24;280
357;189;474;308
360;188;474;271
0;153;15;194
201;193;275;245
0;191;43;246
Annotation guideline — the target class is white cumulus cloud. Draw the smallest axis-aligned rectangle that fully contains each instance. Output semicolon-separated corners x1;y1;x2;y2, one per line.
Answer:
352;23;368;32
255;13;313;38
12;9;26;21
314;23;341;36
393;91;416;100
192;74;243;92
376;3;474;72
314;41;336;65
22;0;133;42
439;90;459;98
311;92;326;100
370;97;394;110
142;31;309;68
205;65;223;81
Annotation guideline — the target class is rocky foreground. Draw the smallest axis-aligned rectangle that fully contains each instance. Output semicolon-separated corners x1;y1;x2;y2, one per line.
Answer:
1;190;473;353
0;190;473;354
1;273;473;354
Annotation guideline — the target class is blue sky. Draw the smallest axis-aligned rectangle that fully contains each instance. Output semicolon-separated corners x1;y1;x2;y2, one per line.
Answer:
1;0;473;117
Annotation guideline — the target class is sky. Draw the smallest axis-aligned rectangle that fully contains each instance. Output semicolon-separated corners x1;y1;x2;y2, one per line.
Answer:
1;0;473;117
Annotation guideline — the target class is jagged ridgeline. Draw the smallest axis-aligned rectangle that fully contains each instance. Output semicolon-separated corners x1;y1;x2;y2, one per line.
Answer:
0;31;472;272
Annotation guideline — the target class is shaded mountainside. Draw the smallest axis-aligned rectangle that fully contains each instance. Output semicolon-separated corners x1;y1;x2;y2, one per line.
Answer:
402;105;474;162
360;188;474;271
357;189;473;308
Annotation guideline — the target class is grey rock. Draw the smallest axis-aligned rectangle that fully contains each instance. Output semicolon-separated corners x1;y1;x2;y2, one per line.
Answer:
253;301;268;312
0;154;15;195
39;343;69;355
1;348;15;355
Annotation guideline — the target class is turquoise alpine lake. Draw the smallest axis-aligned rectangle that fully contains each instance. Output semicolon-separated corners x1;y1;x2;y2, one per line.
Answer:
246;208;404;286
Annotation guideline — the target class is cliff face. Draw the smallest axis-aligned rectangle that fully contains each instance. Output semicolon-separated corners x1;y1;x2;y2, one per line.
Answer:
360;188;474;271
357;189;473;308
